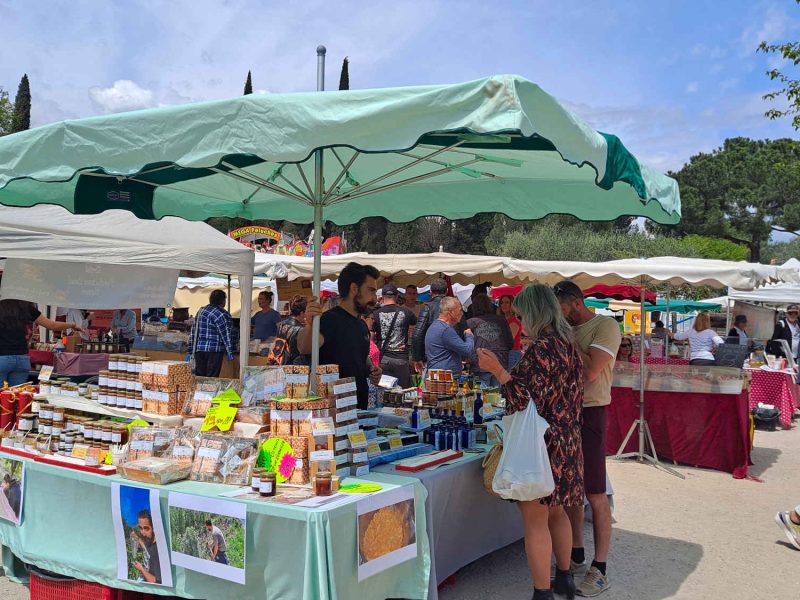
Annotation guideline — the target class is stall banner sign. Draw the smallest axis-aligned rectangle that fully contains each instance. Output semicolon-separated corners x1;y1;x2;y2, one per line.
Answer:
624;310;651;334
37;366;53;382
259;437;296;483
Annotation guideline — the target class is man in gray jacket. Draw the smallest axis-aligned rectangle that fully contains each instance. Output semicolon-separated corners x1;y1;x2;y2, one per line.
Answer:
411;278;449;370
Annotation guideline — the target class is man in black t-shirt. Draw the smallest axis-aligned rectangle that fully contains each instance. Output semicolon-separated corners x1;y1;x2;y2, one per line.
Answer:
373;283;417;388
298;262;383;409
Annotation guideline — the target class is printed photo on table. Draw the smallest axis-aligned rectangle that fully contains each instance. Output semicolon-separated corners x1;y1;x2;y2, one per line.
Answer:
0;457;24;526
357;485;417;581
111;483;172;587
168;492;247;585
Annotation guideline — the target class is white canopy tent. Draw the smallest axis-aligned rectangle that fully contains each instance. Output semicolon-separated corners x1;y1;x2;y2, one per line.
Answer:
727;283;800;305
0;205;256;372
502;255;792;477
254;251;510;285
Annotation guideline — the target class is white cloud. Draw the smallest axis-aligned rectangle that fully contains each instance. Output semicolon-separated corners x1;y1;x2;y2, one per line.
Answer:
686;82;699;93
741;6;790;54
88;79;155;114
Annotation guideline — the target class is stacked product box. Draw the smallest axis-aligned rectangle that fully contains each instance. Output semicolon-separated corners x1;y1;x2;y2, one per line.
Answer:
358;410;380;440
331;377;359;477
140;361;194;415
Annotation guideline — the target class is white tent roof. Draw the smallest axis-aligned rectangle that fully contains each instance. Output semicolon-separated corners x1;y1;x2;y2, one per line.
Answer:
0;205;254;275
177;276;273;289
728;282;800;305
503;256;784;290
254;251;509;284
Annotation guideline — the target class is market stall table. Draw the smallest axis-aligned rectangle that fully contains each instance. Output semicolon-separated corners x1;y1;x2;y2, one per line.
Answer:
54;352;112;377
607;386;751;478
27;350;53;366
0;456;431;600
372;446;522;600
746;368;799;429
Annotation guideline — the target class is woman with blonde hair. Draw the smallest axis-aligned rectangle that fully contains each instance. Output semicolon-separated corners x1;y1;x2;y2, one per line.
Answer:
478;284;584;600
673;310;724;366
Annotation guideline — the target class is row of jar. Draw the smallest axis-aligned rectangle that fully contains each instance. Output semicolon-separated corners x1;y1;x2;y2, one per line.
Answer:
98;372;144;392
107;355;149;374
39;381;99;398
98;388;144;411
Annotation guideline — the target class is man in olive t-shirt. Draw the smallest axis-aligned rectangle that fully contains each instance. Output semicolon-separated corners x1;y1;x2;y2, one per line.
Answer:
555;280;621;598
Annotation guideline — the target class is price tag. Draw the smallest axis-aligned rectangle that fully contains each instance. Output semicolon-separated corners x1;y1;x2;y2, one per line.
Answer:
213;388;242;404
367;441;381;457
38;366;54;382
418;409;431;429
71;443;90;459
311;417;335;434
388;435;403;449
347;430;368;449
127;419;149;434
201;404;238;432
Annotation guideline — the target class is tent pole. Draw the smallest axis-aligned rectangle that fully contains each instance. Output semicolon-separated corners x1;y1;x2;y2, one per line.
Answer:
664;285;671;365
239;272;253;377
227;275;231;313
638;285;646;459
310;45;326;395
725;297;732;332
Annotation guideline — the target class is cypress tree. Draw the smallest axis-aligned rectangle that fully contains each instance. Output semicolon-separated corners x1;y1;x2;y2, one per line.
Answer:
10;74;31;133
243;70;253;95
338;58;349;91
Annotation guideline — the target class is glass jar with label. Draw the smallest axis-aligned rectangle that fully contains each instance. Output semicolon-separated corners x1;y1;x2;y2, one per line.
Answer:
39;404;53;420
126;391;136;410
52;407;65;423
17;413;35;432
50;381;62;395
39;418;52;436
251;468;263;492
111;425;122;445
108;355;119;372
98;370;109;387
134;391;143;411
259;472;277;497
314;471;332;496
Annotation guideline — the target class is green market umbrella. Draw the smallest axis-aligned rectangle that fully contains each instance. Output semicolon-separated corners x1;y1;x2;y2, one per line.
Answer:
0;55;681;382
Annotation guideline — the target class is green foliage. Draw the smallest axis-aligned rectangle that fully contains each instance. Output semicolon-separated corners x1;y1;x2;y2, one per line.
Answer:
653;137;800;261
498;218;694;262
678;234;748;261
10;74;30;133
763;236;800;263
758;3;800;129
0;88;12;136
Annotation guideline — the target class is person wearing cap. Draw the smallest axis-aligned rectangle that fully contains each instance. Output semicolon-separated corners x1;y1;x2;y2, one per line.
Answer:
412;278;449;369
728;314;751;348
553;279;620;598
372;283;417;388
768;304;800;360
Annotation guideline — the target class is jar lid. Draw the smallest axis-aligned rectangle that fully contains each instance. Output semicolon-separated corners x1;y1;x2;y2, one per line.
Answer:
261;471;277;479
316;471;332;479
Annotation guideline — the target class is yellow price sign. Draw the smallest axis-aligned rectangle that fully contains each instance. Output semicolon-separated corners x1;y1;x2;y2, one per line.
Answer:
388;435;403;449
201;404;238;432
127;419;149;434
213;388;242;404
347;430;368;448
366;441;381;457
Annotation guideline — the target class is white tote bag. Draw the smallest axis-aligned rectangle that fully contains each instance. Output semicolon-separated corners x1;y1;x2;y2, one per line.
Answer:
491;402;555;501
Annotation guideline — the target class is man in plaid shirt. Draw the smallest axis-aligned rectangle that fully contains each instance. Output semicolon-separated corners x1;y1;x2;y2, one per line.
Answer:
190;290;235;377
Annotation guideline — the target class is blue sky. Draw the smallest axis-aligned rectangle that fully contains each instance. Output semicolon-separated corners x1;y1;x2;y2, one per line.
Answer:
1;0;798;175
119;484;151;528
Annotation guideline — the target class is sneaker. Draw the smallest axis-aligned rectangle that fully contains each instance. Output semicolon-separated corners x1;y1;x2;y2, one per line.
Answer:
576;567;611;597
570;559;587;573
775;511;800;550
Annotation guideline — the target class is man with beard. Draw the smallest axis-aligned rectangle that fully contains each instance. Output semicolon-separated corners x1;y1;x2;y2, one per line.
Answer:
299;262;382;409
132;510;162;584
554;280;620;598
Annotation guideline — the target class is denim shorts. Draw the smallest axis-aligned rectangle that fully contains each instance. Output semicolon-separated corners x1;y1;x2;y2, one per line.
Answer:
0;355;32;387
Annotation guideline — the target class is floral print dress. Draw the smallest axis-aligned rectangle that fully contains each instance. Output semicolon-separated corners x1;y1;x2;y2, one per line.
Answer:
502;334;584;507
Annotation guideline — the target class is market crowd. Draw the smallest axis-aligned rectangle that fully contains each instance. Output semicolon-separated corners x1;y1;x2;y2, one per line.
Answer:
260;263;620;599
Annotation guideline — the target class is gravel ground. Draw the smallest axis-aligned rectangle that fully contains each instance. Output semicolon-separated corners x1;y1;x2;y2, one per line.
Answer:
2;427;799;600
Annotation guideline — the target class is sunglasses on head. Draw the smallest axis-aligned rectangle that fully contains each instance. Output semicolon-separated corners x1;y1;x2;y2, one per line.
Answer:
553;284;580;300
620;343;632;348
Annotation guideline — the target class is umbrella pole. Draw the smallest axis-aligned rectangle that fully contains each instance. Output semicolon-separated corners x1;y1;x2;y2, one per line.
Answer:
614;280;684;478
310;45;326;395
664;285;671;365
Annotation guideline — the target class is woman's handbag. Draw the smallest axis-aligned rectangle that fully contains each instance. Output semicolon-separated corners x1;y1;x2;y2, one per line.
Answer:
481;423;504;498
491;402;555;502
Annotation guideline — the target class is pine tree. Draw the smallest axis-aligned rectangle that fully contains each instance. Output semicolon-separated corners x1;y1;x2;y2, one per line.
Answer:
243;70;253;95
10;74;31;133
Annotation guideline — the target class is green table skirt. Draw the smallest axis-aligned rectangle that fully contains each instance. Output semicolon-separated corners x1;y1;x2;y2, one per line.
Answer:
0;456;430;600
